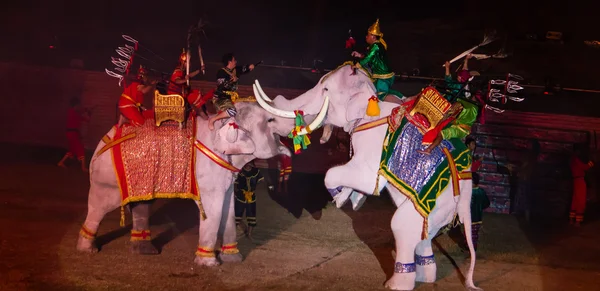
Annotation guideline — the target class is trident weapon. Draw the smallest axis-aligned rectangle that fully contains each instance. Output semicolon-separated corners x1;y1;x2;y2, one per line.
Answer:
444;30;498;66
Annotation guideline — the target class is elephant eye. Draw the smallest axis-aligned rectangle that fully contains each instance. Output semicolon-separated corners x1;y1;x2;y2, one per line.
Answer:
267;117;275;122
323;87;329;91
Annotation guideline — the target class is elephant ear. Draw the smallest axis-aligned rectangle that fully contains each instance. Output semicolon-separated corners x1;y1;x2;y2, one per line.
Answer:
345;92;369;122
213;121;256;155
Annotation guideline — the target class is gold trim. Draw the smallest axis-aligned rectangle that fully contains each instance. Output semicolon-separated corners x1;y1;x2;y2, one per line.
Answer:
353;117;388;133
194;140;240;172
120;193;199;206
442;148;460;197
130;230;152;241
321;61;374;84
221;242;240;255
458;172;472;180
79;225;96;240
121;94;141;107
96;133;136;157
372;72;395;79
195;246;216;258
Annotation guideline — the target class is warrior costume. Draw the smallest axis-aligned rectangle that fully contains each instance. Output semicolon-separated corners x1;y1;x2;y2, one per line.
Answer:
118;66;147;126
356;19;404;100
65;106;89;161
214;64;252;117
570;155;594;224
168;50;207;110
234;166;264;227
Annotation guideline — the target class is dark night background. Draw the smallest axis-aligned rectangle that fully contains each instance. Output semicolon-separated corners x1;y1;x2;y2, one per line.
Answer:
2;1;600;104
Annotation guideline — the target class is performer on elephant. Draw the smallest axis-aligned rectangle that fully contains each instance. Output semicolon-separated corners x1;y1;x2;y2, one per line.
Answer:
469;173;490;251
570;143;594;227
351;19;406;104
208;53;255;130
234;162;264;239
58;97;91;172
118;65;154;127
443;54;473;98
167;49;209;119
416;58;479;155
416;98;479;155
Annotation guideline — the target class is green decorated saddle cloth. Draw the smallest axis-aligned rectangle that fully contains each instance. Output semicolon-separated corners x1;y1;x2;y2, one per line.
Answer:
378;118;471;220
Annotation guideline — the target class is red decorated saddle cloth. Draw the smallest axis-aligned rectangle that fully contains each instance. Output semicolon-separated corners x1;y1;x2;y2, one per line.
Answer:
110;118;199;205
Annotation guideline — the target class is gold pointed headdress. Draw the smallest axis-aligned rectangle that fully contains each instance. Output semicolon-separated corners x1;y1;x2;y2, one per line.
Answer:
367;19;387;50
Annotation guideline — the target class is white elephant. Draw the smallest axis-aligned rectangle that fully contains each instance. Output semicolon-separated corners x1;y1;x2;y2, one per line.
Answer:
252;64;480;291
76;100;328;266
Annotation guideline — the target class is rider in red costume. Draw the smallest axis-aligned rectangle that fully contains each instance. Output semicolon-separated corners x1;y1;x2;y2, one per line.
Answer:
168;50;212;119
118;65;154;126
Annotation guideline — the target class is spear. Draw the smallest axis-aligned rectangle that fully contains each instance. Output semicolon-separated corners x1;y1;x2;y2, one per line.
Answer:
195;19;207;75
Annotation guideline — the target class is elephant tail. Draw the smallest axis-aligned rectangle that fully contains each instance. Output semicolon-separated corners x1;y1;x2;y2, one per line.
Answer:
456;185;480;290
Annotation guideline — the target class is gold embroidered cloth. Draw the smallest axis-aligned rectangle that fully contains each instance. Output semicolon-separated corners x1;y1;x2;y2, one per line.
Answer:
111;118;198;205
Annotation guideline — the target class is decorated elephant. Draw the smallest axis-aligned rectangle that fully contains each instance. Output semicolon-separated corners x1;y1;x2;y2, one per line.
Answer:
76;100;328;266
252;63;481;291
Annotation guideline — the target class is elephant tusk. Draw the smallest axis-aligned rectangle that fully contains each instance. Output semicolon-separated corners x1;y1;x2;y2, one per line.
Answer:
296;95;329;136
254;79;273;102
252;84;296;118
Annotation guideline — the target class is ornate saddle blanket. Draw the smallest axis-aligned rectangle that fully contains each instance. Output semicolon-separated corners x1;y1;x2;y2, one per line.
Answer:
109;118;199;205
378;117;471;224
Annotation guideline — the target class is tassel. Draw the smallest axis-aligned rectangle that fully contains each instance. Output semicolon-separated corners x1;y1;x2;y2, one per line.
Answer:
366;96;380;116
197;200;207;220
120;206;125;227
373;173;380;195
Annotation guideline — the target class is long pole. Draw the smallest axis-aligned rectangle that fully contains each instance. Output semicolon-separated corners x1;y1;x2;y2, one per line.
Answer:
201;61;600;94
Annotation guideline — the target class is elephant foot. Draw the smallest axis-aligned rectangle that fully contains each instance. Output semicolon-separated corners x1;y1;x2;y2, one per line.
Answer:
350;191;367;211
415;264;437;283
385;271;416;290
76;236;98;253
219;252;243;263
415;254;436;283
130;240;159;255
331;187;353;208
194;256;221;267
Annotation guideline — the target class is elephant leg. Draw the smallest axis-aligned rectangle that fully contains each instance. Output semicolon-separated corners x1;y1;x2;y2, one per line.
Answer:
325;159;386;209
194;192;225;267
129;201;158;255
415;239;436;283
218;188;243;264
385;200;423;291
76;181;121;253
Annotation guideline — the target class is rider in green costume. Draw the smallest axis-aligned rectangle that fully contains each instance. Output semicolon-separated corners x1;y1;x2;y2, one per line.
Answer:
352;19;405;103
418;57;479;155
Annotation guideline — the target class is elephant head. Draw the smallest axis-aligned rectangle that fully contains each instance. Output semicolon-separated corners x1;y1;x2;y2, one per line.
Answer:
212;101;327;160
252;64;376;132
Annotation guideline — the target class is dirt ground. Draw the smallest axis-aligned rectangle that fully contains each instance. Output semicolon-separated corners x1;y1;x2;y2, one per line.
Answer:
1;144;600;291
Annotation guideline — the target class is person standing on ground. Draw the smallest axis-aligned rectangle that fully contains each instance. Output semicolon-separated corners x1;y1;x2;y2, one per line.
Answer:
570;143;594;227
58;97;91;172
